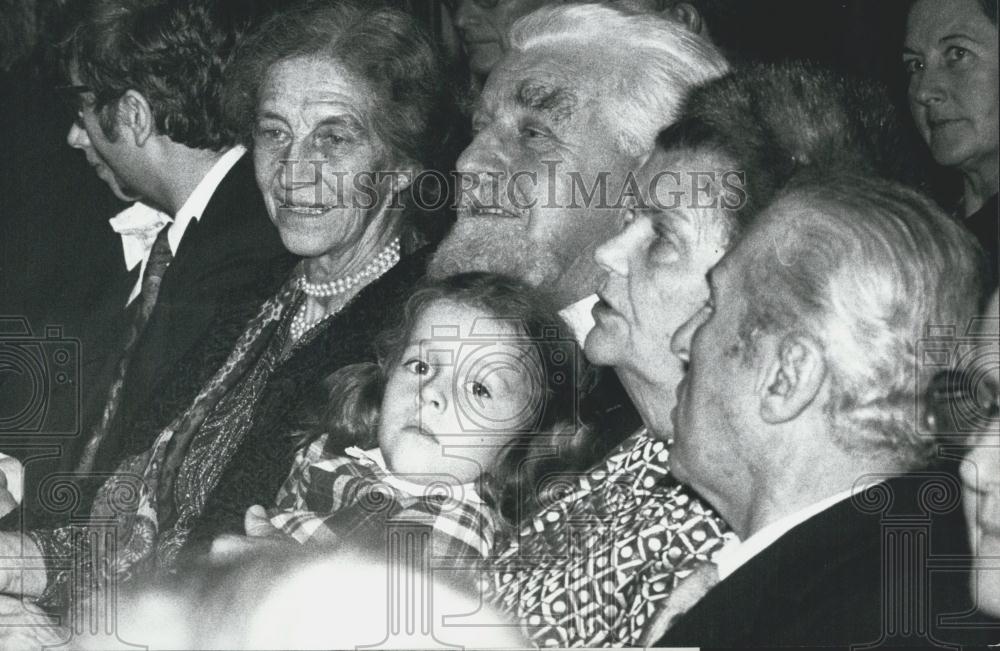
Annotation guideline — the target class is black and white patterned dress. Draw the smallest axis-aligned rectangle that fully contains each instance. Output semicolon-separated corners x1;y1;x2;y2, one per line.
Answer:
486;429;730;647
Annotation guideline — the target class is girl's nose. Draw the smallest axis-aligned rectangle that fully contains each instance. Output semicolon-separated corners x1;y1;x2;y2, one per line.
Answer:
419;378;447;413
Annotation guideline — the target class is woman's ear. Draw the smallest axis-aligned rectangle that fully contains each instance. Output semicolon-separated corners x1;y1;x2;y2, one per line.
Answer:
759;334;826;424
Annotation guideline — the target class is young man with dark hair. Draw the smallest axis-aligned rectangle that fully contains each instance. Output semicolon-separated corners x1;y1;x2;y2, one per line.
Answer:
12;0;293;526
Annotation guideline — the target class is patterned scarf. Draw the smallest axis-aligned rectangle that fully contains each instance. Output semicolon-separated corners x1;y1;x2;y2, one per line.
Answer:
86;275;301;583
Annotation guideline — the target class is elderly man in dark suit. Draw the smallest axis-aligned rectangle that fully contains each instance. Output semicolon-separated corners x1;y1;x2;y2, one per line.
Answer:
5;0;293;526
660;170;996;646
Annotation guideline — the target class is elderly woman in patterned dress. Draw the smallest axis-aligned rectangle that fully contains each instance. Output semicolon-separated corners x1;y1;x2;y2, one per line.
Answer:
0;0;457;624
486;61;925;647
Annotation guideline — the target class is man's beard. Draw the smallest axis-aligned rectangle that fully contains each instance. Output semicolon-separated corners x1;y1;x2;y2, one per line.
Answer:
428;218;563;290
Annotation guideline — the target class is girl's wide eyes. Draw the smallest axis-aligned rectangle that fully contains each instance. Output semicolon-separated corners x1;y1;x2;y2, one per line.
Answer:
468;381;492;400
403;358;429;375
401;358;493;399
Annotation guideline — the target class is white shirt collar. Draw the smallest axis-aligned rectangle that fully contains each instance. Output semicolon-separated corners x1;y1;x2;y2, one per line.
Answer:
558;293;599;347
108;202;172;272
714;480;882;580
167;145;245;253
109;146;245;305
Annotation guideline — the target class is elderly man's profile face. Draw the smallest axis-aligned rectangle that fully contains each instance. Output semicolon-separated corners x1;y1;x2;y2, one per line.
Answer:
430;44;641;307
586;146;734;426
668;204;778;495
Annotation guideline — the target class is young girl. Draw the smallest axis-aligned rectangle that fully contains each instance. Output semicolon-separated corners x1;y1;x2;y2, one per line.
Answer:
259;272;593;560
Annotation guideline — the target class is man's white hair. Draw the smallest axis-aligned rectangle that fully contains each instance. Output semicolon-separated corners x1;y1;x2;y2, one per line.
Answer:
740;171;987;468
508;3;729;157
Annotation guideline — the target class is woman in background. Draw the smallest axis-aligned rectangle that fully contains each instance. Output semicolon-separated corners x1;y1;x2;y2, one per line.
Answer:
904;0;999;286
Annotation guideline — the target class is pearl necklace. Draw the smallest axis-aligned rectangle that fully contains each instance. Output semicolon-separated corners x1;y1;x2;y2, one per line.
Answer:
298;238;401;297
289;238;401;341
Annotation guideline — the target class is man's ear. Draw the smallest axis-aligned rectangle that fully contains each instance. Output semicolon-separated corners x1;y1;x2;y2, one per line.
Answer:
116;89;155;147
669;2;705;37
390;168;413;194
759;334;826;424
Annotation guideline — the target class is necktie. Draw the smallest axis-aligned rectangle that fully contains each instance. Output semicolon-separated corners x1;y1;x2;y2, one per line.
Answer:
639;561;720;645
76;225;174;474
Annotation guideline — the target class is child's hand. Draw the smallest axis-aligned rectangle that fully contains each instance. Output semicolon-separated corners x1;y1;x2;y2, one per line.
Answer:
208;506;288;563
209;533;287;564
244;504;281;538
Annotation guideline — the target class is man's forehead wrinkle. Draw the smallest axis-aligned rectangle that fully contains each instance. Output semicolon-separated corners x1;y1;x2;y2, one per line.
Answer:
514;79;578;123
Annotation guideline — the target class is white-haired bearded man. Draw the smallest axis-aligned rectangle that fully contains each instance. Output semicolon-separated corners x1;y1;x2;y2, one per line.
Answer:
429;3;728;340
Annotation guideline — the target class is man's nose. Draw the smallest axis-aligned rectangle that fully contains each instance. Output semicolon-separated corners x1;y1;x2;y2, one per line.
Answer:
670;304;710;364
457;129;508;177
66;120;90;149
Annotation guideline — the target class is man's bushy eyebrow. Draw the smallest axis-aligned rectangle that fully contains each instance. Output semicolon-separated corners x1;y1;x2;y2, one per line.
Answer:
514;80;578;123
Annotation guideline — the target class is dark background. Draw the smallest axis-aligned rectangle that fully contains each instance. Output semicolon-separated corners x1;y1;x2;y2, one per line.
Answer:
1;0;933;331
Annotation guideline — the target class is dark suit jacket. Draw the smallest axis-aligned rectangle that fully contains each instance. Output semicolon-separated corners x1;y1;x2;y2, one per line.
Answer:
17;244;432;557
657;473;999;648
115;154;295;435
12;154;295;527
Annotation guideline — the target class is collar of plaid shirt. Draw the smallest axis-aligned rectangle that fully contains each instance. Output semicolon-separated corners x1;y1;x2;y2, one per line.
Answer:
344;447;486;505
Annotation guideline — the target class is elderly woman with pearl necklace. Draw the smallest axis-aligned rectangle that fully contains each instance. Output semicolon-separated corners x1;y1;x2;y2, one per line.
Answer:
3;0;456;613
